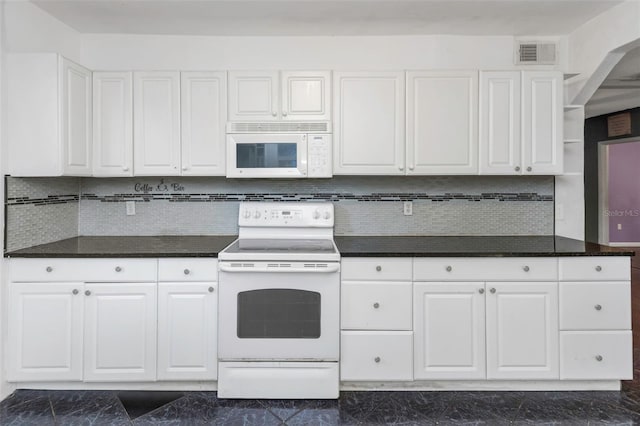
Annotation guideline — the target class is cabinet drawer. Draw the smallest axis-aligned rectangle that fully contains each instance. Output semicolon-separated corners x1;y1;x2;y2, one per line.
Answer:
341;281;412;330
560;282;630;330
559;257;630;281
341;331;413;381
560;331;632;380
341;258;412;281
414;258;557;281
158;259;218;282
10;258;157;282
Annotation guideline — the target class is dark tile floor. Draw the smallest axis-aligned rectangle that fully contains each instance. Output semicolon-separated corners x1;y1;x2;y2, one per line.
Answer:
2;254;640;425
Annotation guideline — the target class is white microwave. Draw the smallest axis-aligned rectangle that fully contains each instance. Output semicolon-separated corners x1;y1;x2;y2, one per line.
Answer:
226;132;332;178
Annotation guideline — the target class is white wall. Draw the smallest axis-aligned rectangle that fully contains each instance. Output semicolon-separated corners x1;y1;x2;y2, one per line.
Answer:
81;33;566;71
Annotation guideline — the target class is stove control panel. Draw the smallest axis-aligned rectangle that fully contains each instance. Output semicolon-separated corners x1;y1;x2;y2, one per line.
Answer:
238;202;334;227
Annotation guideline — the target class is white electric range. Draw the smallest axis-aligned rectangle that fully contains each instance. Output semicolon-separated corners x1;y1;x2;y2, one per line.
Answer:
217;201;340;399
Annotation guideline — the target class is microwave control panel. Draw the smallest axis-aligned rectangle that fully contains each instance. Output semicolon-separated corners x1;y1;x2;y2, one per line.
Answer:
307;134;332;178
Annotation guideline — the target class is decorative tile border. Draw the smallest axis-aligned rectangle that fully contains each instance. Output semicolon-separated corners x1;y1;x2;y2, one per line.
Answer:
6;195;79;206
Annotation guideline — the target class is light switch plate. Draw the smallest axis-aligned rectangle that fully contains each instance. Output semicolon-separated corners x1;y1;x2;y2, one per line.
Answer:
403;201;413;216
126;201;136;216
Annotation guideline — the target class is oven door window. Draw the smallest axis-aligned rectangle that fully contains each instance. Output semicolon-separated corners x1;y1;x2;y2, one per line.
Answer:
236;143;297;168
237;289;321;338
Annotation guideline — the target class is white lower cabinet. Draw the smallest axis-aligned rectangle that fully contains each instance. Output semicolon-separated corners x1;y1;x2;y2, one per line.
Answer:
7;282;84;382
413;282;486;380
83;283;157;382
158;283;218;380
486;282;559;379
341;331;413;381
560;331;632;380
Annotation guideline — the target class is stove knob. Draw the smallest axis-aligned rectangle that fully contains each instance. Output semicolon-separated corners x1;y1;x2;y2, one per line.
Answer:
243;210;251;219
323;211;331;220
313;210;321;219
254;211;261;219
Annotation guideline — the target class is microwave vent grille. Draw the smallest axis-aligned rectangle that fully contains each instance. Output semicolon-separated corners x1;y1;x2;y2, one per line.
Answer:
227;122;330;133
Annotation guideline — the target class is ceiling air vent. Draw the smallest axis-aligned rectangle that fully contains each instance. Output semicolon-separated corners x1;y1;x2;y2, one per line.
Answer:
516;42;557;65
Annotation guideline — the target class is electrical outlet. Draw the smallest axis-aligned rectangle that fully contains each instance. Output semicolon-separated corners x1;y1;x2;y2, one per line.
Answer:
618;223;622;230
403;201;413;216
126;201;136;216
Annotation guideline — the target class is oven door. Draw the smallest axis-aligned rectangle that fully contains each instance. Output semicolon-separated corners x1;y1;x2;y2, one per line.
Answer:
218;262;339;361
226;133;307;178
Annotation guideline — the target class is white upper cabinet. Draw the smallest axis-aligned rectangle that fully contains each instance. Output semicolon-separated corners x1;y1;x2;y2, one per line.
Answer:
522;71;563;175
479;71;522;174
93;72;133;177
406;71;478;175
229;71;330;121
333;71;406;175
7;54;92;176
133;71;181;176
181;72;227;176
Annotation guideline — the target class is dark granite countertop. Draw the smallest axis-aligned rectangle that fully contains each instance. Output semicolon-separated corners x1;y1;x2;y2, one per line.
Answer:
334;235;635;257
4;235;633;258
4;236;238;258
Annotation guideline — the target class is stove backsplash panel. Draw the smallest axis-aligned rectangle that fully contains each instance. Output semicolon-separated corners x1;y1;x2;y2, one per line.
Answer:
5;175;554;250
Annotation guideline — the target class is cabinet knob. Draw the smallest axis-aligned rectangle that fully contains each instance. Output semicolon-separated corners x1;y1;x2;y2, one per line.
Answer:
409;166;414;171
446;265;452;272
282;111;288;116
490;288;496;294
478;288;485;294
399;166;404;171
208;286;215;293
85;290;91;296
515;166;521;172
46;266;53;273
374;357;381;363
523;266;530;272
271;111;277;117
376;265;382;272
184;269;191;275
72;289;79;295
595;265;602;272
594;304;602;311
595;355;603;362
373;302;380;309
122;167;129;172
527;166;532;172
182;167;188;171
115;266;122;272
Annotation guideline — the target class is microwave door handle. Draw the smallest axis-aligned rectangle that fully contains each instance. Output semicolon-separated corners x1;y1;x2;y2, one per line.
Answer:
219;264;340;273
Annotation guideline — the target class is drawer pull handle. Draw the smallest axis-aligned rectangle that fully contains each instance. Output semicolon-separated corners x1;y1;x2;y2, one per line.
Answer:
46;266;53;273
595;355;603;362
72;289;79;295
595;265;602;272
208;287;215;293
594;304;602;311
523;266;530;272
85;290;91;296
373;302;380;309
374;357;381;363
446;266;452;272
478;288;485;294
490;288;496;294
115;266;122;272
184;269;191;275
376;266;382;272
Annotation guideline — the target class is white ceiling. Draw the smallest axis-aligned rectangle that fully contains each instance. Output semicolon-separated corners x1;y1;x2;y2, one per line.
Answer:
32;0;624;36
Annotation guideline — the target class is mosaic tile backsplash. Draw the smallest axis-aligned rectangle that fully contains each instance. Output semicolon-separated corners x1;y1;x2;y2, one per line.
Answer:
5;176;554;250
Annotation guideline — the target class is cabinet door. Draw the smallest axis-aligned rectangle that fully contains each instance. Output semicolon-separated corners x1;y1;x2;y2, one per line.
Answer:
486;282;559;379
413;282;486;380
407;71;478;175
7;282;84;381
84;283;157;382
479;71;521;175
333;71;405;175
93;72;133;176
228;71;279;121
181;72;227;175
61;58;92;176
522;71;563;175
158;283;218;381
133;72;181;175
281;71;331;121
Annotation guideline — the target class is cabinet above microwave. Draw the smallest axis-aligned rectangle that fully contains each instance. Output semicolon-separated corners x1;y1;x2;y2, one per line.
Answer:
228;71;331;122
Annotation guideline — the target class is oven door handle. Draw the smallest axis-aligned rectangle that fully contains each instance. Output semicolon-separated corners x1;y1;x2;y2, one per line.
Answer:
219;263;340;273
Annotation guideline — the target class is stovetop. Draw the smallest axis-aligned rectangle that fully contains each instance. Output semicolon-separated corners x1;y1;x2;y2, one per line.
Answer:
218;238;340;262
